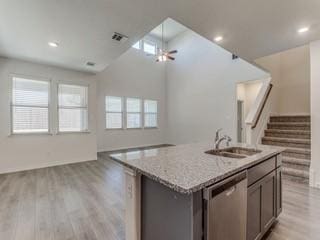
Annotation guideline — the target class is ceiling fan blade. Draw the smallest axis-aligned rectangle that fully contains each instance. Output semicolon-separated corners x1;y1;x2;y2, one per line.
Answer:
168;50;178;54
168;56;175;60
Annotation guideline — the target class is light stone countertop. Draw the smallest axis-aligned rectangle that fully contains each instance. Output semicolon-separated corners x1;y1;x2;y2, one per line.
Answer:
109;142;285;194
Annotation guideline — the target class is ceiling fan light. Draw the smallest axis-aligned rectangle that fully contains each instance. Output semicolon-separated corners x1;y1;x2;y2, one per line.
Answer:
157;55;167;62
163;55;167;61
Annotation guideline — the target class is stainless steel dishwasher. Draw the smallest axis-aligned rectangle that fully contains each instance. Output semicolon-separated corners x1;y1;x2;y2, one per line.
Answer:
203;171;247;240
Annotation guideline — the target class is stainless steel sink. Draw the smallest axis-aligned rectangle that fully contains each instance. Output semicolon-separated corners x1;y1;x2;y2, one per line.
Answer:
205;147;262;159
223;147;262;156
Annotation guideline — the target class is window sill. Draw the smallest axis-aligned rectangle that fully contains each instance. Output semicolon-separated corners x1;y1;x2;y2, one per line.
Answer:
105;128;124;131
57;131;91;135
9;132;53;137
126;127;143;130
144;127;158;129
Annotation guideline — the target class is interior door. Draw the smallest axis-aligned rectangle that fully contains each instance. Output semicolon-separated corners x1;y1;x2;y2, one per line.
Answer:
237;100;244;142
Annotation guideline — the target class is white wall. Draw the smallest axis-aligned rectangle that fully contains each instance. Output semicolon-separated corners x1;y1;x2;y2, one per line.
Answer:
0;57;97;173
96;37;167;151
237;80;263;142
310;41;320;188
165;31;269;145
237;80;263;120
255;45;310;115
0;31;272;174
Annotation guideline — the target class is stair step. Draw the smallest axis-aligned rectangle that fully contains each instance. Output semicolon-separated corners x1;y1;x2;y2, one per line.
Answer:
282;167;309;182
270;115;310;123
282;147;311;160
262;137;310;149
267;122;310;130
264;129;310;139
282;156;310;166
282;162;310;172
282;173;309;184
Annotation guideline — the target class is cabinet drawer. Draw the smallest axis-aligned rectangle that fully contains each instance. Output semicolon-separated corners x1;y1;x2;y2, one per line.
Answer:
248;157;276;186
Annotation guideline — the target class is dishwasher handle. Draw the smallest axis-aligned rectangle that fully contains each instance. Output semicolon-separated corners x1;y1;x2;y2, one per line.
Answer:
203;171;247;200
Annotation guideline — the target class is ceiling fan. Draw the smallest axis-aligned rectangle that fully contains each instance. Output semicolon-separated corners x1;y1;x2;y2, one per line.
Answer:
156;23;178;62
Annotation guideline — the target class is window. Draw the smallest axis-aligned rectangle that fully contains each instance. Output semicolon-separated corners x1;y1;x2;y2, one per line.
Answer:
11;76;50;134
106;96;123;129
143;40;157;55
144;100;157;128
58;84;88;132
126;98;141;128
132;41;141;50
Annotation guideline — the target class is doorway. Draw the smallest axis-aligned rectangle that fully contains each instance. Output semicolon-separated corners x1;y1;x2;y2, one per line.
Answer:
237;100;244;143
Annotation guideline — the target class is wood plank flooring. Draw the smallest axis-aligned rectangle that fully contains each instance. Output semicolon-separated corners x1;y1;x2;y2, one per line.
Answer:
265;179;320;240
0;157;125;240
0;152;319;240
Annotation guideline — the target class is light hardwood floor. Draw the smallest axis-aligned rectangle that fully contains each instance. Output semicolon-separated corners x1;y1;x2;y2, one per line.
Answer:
0;152;319;240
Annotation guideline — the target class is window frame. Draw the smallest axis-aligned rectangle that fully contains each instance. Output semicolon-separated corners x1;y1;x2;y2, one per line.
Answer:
57;83;89;134
105;96;124;130
10;74;52;135
143;40;157;55
143;99;158;129
126;97;142;129
132;41;141;50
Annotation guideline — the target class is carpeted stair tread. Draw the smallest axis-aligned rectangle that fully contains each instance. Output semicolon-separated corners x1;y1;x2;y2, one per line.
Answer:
262;136;310;144
282;167;309;179
282;156;310;166
267;122;310;130
264;129;310;139
270;115;310;123
283;147;311;154
262;136;310;149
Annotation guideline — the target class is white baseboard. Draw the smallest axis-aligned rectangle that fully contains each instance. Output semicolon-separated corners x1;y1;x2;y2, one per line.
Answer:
309;169;320;189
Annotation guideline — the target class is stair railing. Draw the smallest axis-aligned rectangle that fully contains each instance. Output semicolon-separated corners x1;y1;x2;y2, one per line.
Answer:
251;83;273;129
245;77;273;144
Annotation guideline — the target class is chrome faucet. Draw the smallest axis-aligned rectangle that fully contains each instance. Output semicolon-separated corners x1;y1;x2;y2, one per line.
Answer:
214;128;232;149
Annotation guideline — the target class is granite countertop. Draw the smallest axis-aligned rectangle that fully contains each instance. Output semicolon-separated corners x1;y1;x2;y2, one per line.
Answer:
109;142;285;194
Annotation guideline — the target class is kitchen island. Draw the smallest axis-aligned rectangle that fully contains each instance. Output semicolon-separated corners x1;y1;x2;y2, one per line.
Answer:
110;142;285;240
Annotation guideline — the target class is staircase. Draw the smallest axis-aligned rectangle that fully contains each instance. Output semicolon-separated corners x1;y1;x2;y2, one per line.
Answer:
261;115;311;183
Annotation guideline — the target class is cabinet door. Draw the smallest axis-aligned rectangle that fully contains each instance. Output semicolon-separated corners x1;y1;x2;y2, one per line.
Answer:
276;168;282;217
261;171;276;233
247;182;263;240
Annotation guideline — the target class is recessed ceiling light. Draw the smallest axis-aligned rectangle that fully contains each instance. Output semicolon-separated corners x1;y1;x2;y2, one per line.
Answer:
48;42;59;47
214;36;223;42
297;27;309;33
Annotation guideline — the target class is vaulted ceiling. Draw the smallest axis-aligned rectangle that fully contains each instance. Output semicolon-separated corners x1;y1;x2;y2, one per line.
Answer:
0;0;319;72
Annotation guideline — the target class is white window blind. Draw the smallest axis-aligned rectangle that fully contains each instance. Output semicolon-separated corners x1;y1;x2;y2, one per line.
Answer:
144;100;158;128
126;98;141;128
106;96;123;129
143;40;156;55
58;84;88;132
12;77;49;134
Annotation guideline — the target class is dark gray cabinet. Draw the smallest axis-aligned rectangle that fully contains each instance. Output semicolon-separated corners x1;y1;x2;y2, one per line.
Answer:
247;181;263;240
247;155;281;240
261;171;276;232
276;168;282;217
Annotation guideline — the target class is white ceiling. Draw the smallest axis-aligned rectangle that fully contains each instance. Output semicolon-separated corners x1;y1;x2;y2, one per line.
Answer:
0;0;320;73
149;18;188;42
